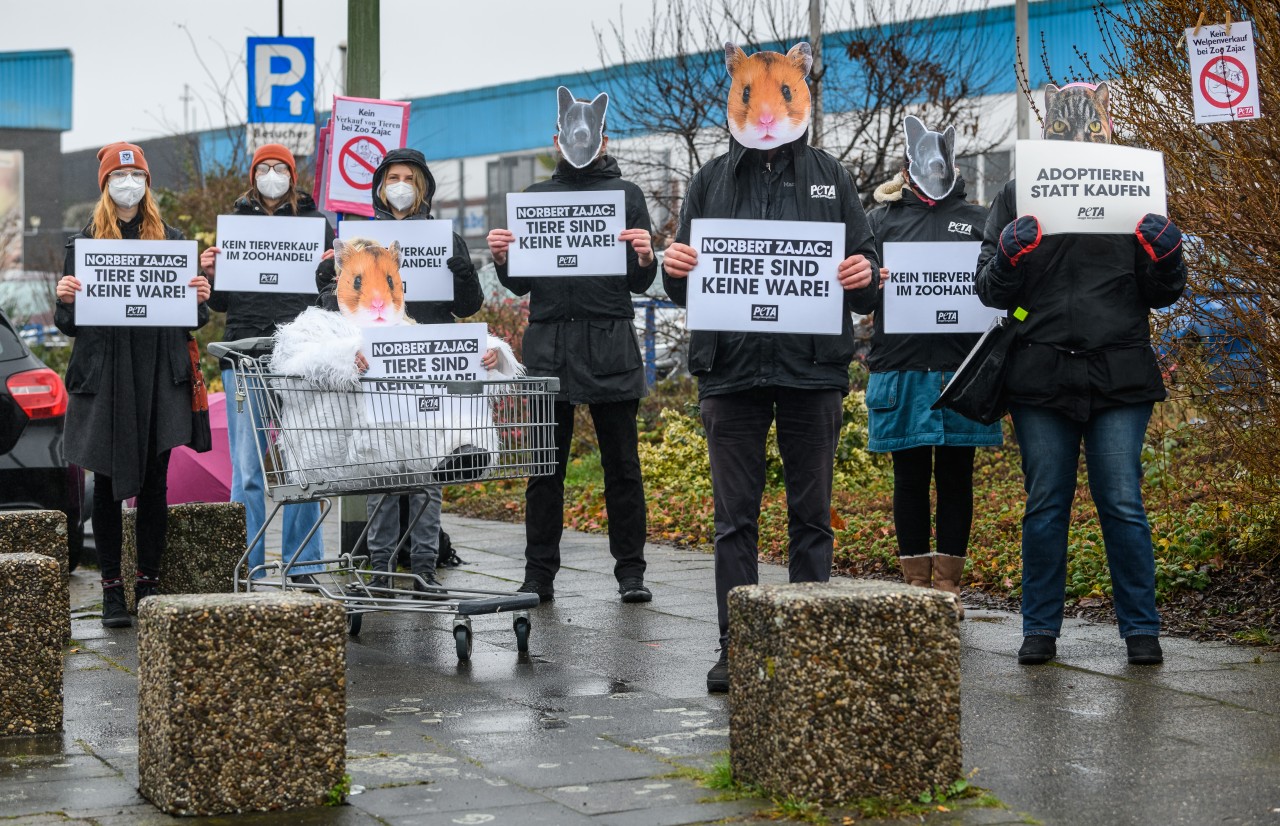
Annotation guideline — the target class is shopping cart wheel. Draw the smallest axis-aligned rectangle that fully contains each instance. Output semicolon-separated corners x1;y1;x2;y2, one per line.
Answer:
513;615;531;654
347;611;363;636
454;625;473;661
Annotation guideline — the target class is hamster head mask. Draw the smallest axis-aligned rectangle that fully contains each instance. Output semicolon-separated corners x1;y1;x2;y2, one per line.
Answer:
725;42;813;149
1043;82;1113;143
903;116;958;201
557;87;608;169
334;238;409;326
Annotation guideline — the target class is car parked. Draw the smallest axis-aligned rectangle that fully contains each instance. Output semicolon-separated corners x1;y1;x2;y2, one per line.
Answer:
0;270;66;347
0;305;88;569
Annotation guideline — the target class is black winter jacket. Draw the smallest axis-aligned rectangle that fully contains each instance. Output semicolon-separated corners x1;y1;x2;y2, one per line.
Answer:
496;156;658;404
975;179;1186;421
663;138;880;399
315;147;483;325
865;176;988;373
207;192;334;368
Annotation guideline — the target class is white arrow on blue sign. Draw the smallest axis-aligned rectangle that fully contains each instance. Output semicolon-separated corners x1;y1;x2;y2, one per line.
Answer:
246;36;316;157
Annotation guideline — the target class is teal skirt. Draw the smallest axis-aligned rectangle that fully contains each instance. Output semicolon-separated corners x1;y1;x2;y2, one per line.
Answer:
866;370;1003;453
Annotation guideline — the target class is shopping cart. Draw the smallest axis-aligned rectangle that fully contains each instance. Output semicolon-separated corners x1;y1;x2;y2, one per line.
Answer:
208;337;559;661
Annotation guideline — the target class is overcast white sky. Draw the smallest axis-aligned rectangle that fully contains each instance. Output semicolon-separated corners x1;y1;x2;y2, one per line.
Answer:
1;0;661;151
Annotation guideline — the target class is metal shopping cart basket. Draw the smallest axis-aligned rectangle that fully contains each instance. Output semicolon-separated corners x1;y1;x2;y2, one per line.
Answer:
208;337;559;661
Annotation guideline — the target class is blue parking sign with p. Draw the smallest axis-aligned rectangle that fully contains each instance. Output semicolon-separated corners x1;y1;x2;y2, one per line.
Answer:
247;37;314;124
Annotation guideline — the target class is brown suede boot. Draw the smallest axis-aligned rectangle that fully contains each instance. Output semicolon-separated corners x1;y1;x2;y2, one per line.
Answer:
899;555;932;588
932;554;966;620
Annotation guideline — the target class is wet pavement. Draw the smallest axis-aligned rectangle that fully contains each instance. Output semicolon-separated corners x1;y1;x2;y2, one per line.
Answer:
3;511;1279;825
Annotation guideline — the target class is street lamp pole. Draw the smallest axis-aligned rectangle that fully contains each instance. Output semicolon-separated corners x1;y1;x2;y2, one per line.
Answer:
1016;0;1030;140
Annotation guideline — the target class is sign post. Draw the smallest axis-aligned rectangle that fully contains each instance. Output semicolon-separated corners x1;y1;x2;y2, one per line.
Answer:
246;37;315;157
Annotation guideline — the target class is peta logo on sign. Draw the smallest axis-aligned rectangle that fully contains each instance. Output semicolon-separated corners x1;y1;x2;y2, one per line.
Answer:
125;305;147;318
556;255;579;268
118;150;135;165
936;310;959;325
1077;207;1106;219
810;184;836;199
1237;106;1255;117
751;304;779;321
947;221;972;235
417;396;442;413
259;272;279;285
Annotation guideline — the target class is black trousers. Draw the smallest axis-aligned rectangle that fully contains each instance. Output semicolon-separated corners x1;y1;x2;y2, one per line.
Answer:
701;388;843;649
524;399;647;584
890;445;976;558
94;449;172;581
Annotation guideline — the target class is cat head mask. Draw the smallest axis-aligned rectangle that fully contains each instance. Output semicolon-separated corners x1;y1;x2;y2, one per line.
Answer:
1043;82;1113;143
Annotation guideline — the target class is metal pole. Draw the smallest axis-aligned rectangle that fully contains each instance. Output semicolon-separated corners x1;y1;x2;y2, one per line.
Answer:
346;0;380;99
278;0;284;36
809;0;824;148
1016;0;1030;140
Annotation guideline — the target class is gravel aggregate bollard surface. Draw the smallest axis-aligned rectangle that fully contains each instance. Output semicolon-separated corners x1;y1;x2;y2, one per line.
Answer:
0;510;70;640
121;502;247;612
0;552;64;735
729;580;961;804
137;592;347;816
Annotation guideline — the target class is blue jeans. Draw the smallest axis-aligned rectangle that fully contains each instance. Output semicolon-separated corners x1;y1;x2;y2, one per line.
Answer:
224;368;324;576
1010;402;1160;639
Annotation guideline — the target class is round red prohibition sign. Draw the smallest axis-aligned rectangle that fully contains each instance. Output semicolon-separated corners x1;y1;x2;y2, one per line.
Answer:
338;135;386;189
1199;55;1250;109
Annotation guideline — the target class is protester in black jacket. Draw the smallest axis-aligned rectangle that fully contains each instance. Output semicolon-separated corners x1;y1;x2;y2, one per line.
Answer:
974;81;1187;667
55;142;211;628
199;144;333;581
663;43;878;693
487;88;657;606
863;117;1002;617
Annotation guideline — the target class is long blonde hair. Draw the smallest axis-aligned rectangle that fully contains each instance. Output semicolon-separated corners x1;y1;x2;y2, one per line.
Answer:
91;187;166;240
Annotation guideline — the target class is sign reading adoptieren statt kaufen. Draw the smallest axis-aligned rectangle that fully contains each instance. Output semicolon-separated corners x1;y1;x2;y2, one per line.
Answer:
1016;140;1167;235
686;218;845;335
361;322;486;424
505;190;627;278
339;220;454;302
73;239;198;327
322;95;410;217
882;241;1001;334
214;215;325;293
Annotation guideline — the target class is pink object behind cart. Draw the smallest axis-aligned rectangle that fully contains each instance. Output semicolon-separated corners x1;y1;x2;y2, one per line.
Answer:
167;391;232;504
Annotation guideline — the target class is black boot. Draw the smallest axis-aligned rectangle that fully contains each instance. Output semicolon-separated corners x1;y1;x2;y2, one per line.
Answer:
706;648;729;693
101;579;131;629
134;574;160;608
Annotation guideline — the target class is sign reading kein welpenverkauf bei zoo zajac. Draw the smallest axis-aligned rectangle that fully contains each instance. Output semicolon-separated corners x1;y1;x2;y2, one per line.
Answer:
73;239;198;327
504;190;627;278
686;218;845;334
1186;21;1262;124
1016;141;1167;235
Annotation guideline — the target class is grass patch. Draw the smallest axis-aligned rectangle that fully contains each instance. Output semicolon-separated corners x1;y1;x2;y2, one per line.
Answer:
1232;626;1275;645
324;773;352;806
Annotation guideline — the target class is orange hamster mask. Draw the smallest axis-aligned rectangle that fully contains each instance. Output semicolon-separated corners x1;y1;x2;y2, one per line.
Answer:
725;42;813;150
333;238;410;326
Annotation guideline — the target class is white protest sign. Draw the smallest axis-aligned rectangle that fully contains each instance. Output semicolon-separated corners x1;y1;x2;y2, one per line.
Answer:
882;241;1000;334
339;220;454;302
1016;140;1167;235
1186;21;1262;124
505;190;627;277
73;239;198;327
323;96;410;217
214;215;325;293
686;218;845;334
361;322;486;424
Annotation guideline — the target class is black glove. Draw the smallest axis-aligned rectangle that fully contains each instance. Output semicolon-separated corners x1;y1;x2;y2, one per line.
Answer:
447;255;476;280
1135;213;1183;269
995;215;1042;272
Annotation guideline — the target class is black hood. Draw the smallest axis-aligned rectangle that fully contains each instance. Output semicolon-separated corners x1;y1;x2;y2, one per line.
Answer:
549;154;624;185
371;147;437;220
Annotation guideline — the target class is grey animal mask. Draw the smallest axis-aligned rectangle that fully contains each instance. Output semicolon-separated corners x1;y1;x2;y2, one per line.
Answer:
903;115;957;201
557;87;609;169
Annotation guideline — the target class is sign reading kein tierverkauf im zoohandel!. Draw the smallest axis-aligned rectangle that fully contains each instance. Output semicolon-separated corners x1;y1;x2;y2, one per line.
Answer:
504;190;627;278
881;241;1002;334
360;322;487;425
338;220;455;302
214;215;325;293
72;239;199;327
685;218;845;335
1016;140;1167;235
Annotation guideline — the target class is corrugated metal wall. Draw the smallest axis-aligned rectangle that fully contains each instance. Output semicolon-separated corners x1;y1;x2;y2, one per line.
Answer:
0;50;73;132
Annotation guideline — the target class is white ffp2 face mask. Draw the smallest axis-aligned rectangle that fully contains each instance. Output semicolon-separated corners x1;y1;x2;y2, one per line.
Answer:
256;169;291;200
385;181;416;212
107;178;145;209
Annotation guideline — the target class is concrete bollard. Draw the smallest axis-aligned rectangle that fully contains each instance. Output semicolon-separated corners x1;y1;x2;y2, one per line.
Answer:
0;510;70;641
728;580;961;803
121;502;247;612
137;592;346;815
0;553;64;735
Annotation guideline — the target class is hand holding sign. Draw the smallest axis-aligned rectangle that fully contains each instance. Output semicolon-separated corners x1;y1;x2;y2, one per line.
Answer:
836;254;873;291
662;241;697;279
996;216;1043;272
619;228;654;266
1135;214;1183;268
486;229;515;267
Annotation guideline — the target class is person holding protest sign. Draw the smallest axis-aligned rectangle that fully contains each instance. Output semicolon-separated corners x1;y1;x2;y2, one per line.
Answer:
486;87;656;606
198;143;334;581
54;142;211;628
864;117;1001;618
662;44;879;692
315;147;485;593
975;82;1186;666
